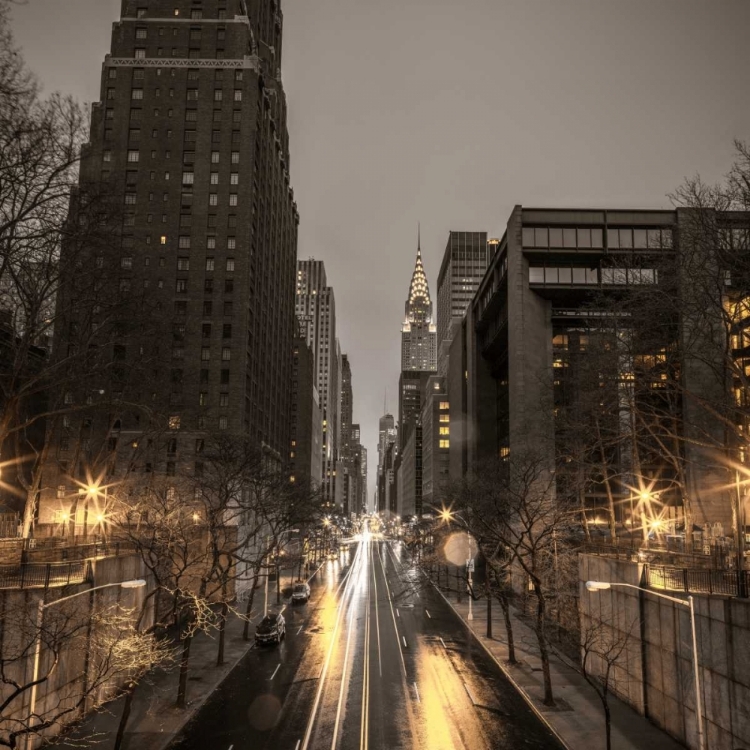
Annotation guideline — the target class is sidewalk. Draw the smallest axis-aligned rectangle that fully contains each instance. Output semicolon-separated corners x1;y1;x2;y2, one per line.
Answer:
48;563;321;750
434;584;685;750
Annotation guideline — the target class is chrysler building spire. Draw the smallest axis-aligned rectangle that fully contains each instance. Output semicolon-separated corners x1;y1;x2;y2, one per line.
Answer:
401;228;437;371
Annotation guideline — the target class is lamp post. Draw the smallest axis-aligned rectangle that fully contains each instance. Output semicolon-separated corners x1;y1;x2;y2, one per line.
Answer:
585;580;705;750
440;508;475;621
25;579;146;749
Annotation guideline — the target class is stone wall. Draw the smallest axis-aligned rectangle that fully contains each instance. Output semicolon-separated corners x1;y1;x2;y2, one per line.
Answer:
579;553;750;750
0;554;156;748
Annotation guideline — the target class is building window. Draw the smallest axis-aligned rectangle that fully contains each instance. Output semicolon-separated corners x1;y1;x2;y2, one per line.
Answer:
132;88;143;100
176;279;187;293
209;193;218;206
182;172;194;185
439;439;450;448
127;150;140;162
439;426;450;435
206;258;215;271
230;173;239;185
219;393;229;407
135;48;146;59
221;347;231;361
233;90;242;102
177;257;190;271
121;256;133;269
219;416;228;430
210;172;219;185
439;401;449;410
57;485;67;499
214;90;223;102
201;347;210;361
231;151;239;164
169;416;181;430
229;194;238;206
226;258;235;272
439;414;450;423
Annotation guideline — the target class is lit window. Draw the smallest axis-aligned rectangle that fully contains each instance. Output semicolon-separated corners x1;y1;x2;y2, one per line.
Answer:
226;258;235;272
439;401;449;410
230;173;239;185
229;194;238;206
211;151;220;163
169;416;181;429
233;90;242;101
160;235;167;245
209;193;218;206
439;439;450;448
127;150;140;162
132;89;143;100
439;427;450;435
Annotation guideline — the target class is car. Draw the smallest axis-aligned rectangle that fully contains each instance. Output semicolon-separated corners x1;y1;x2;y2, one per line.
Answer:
292;582;311;603
255;612;286;645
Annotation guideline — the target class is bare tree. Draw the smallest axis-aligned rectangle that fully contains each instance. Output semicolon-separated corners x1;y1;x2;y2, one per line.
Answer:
0;591;170;749
579;617;638;750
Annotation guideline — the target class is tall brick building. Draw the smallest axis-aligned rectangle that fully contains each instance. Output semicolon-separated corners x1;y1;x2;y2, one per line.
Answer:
39;0;299;526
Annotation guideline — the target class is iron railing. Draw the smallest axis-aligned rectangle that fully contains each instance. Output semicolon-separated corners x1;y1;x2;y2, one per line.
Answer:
0;560;90;590
21;541;136;563
646;565;750;597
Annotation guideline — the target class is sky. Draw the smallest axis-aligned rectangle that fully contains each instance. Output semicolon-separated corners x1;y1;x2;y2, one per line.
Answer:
9;0;750;504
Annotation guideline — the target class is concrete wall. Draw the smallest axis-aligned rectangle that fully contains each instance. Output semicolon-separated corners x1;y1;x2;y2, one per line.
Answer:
0;554;155;748
580;553;750;750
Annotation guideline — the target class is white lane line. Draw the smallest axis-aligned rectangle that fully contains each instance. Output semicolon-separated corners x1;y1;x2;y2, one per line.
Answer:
294;742;301;750
413;682;421;703
439;637;447;649
425;610;431;619
228;745;233;750
376;544;407;676
297;624;303;635
464;682;477;705
396;608;400;618
402;635;408;648
269;664;281;681
301;541;363;750
372;546;383;677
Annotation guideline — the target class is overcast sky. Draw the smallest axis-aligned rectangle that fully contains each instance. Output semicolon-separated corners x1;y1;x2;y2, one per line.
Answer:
10;0;750;504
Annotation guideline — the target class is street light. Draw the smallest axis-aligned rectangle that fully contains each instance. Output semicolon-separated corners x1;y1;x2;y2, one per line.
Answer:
26;579;146;749
585;580;705;750
439;507;475;621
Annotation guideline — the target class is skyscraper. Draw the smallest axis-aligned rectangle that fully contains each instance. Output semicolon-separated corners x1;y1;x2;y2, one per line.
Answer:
39;0;299;524
401;231;437;372
295;259;340;505
436;232;492;369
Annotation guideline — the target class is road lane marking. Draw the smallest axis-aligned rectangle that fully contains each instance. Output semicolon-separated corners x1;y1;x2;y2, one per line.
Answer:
464;682;477;705
402;636;408;648
439;637;447;649
396;608;400;618
297;625;303;635
413;682;421;703
360;542;371;750
376;544;407;676
301;541;363;750
425;610;431;619
294;742;300;750
371;544;383;677
269;664;280;681
331;543;362;750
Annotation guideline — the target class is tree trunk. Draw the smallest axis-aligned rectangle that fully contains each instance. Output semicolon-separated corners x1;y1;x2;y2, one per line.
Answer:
486;582;493;639
176;631;192;708
216;601;228;666
242;572;260;641
113;681;135;750
497;591;517;664
534;589;555;706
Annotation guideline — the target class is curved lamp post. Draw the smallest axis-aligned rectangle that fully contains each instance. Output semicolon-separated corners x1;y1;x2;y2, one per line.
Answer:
26;579;146;749
440;508;476;621
585;580;705;750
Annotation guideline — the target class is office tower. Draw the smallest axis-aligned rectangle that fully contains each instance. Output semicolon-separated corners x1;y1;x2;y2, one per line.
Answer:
398;370;431;448
295;259;340;505
436;231;492;373
401;232;437;372
376;413;396;513
39;0;299;524
419;375;450;510
290;335;322;487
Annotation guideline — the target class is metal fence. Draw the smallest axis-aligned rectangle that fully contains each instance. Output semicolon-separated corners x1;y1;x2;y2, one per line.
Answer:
0;560;91;590
22;541;136;563
646;565;750;597
0;512;19;538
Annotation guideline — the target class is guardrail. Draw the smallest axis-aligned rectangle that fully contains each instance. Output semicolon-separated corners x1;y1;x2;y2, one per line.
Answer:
22;541;136;563
0;560;91;590
646;565;750;597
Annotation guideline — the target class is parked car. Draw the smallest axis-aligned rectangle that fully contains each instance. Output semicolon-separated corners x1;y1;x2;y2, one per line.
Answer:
255;612;286;645
292;582;311;603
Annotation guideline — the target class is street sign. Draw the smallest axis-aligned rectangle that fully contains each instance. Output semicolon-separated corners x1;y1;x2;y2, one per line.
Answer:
466;560;474;572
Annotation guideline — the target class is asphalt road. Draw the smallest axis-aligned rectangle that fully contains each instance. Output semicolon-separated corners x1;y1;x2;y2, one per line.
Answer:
169;528;565;750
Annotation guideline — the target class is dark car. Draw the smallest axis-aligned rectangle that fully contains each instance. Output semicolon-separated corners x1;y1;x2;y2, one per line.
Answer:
255;612;286;645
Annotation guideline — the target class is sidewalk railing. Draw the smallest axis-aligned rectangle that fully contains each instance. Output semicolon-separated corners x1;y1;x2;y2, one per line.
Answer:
0;560;91;590
21;540;136;563
646;564;750;597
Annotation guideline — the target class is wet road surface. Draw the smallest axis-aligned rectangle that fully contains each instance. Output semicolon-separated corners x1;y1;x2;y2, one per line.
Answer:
169;529;565;750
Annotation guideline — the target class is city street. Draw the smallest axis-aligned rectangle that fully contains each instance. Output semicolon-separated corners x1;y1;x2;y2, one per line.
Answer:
169;527;564;750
